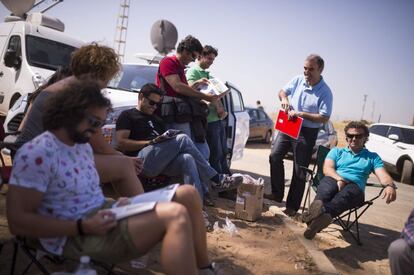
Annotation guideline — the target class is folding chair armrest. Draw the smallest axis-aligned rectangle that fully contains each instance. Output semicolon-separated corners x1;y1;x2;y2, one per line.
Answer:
366;182;386;202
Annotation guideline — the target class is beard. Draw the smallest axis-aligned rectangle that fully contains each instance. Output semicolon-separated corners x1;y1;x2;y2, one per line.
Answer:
67;126;94;144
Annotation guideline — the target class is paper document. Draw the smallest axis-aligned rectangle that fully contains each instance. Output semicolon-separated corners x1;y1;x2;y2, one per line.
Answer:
274;109;303;139
110;184;179;220
198;78;229;96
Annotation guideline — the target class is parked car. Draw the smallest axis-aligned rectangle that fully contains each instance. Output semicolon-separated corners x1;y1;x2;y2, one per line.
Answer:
4;62;250;165
365;123;414;184
271;120;338;159
246;107;273;143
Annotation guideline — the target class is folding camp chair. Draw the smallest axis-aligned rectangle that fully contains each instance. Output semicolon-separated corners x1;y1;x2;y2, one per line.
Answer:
9;236;118;275
300;145;385;245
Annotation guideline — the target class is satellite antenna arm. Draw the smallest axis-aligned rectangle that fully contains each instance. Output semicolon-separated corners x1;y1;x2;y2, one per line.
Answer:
40;0;63;14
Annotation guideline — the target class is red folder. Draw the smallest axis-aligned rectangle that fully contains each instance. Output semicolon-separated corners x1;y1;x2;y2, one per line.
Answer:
274;109;303;139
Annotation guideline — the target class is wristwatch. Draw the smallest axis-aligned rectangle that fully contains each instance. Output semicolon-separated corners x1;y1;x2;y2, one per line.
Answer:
385;183;398;190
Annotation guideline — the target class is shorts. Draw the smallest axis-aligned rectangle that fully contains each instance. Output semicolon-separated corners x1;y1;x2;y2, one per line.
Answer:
62;200;141;264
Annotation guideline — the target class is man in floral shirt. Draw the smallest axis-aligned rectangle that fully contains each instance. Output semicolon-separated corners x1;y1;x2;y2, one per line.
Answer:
7;80;220;274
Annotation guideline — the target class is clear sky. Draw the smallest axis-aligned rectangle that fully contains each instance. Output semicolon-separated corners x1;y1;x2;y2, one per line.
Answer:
1;0;413;124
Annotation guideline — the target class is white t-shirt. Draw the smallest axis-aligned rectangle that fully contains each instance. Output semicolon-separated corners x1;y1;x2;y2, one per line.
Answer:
10;131;105;255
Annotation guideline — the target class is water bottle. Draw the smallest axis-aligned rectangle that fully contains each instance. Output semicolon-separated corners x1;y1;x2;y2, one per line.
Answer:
74;256;97;275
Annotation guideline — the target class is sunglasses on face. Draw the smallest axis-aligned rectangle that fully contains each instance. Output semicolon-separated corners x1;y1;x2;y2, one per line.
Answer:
346;133;365;140
86;114;105;128
145;96;162;107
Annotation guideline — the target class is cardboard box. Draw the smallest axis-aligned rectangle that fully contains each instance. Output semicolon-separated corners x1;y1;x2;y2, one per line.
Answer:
235;183;264;222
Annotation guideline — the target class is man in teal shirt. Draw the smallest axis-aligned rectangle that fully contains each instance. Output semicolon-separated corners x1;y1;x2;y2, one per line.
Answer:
186;46;230;175
302;121;397;240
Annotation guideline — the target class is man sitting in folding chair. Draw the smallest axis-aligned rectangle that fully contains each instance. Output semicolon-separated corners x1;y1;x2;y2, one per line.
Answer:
302;121;397;240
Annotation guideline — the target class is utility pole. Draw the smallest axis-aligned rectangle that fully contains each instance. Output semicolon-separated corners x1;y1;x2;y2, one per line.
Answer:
114;0;130;63
370;100;375;123
361;94;367;121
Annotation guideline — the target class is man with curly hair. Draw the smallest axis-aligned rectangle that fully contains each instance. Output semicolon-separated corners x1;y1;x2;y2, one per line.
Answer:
302;121;397;240
15;43;143;197
7;81;221;274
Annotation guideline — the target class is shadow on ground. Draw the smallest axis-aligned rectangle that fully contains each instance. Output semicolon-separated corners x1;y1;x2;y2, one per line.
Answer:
322;222;401;270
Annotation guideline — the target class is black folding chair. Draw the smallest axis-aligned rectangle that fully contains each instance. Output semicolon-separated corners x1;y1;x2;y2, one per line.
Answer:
301;145;385;245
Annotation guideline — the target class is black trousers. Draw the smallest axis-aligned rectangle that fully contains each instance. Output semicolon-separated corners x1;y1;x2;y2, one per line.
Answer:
315;176;365;217
269;127;318;211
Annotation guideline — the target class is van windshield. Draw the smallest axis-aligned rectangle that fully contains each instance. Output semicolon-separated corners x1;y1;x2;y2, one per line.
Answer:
26;35;77;70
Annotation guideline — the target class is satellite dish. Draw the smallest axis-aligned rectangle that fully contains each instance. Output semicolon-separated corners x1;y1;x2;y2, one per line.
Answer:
150;20;178;55
1;0;35;17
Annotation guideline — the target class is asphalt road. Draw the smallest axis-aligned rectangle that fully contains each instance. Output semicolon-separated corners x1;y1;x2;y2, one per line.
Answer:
232;142;413;234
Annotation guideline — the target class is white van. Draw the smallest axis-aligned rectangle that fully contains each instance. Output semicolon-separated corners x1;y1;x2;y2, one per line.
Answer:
0;12;83;116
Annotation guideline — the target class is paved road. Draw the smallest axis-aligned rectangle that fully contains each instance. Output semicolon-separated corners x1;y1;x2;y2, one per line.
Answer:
232;143;413;232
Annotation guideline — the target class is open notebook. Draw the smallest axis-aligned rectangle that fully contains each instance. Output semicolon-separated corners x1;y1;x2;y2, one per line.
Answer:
110;184;179;220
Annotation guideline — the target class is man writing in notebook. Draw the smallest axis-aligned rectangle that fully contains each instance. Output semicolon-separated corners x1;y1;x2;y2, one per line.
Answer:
267;54;333;217
7;80;222;274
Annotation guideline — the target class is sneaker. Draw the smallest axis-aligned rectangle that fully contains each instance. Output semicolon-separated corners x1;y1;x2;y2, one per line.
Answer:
303;213;332;240
302;200;324;224
212;174;243;191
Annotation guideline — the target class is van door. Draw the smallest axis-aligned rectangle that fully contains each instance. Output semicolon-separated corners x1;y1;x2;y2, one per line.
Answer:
0;35;21;115
223;83;249;163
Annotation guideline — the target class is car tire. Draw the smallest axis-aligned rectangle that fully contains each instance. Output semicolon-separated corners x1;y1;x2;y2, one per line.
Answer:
401;159;413;185
263;131;271;144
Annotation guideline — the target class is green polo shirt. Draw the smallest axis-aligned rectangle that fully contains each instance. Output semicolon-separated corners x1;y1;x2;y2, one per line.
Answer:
186;65;220;122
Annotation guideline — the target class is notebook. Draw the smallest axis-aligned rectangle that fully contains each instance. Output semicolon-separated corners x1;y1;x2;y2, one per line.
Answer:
274;109;303;139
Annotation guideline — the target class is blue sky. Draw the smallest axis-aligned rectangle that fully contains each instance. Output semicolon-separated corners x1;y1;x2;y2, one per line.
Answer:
1;0;413;124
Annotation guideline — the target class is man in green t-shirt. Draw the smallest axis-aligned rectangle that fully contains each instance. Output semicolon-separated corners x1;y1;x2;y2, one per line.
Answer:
186;46;231;178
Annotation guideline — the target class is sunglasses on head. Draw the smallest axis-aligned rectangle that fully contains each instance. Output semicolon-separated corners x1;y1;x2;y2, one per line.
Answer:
145;96;161;107
346;133;365;140
86;114;105;128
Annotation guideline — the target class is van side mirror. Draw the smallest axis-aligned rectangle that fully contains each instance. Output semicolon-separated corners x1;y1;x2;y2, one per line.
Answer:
388;134;399;141
4;50;22;70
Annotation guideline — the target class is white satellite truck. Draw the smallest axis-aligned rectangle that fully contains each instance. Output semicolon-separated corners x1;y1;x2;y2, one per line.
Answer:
0;0;83;116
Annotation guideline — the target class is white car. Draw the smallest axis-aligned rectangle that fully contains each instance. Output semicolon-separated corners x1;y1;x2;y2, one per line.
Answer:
4;63;250;165
365;123;414;184
102;63;250;164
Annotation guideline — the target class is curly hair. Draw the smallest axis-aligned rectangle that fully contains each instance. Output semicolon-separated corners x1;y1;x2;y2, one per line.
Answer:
70;43;120;82
201;45;218;57
43;79;112;131
344;121;370;138
176;35;203;54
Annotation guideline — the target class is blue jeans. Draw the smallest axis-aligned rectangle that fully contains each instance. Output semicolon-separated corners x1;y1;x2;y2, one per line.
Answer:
206;120;230;174
137;133;217;201
315;176;365;217
269;127;319;211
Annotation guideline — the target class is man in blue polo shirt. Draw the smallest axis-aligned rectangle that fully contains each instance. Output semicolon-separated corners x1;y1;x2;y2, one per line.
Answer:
267;54;333;216
302;121;397;240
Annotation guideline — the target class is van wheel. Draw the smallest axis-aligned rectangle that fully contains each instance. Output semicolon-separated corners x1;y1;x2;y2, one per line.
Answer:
9;94;21;109
401;160;413;185
263;131;271;144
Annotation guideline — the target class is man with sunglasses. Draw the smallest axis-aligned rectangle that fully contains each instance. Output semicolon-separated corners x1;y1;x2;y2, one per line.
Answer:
7;81;222;274
302;121;397;240
116;84;243;203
